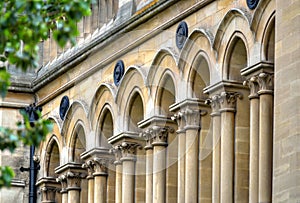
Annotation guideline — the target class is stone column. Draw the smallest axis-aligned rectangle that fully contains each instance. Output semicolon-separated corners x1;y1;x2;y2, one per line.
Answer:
93;158;109;203
112;147;122;203
142;130;153;203
65;172;86;203
119;142;140;203
172;112;186;203
206;95;221;203
219;92;242;203
244;76;260;203
151;126;172;203
57;175;68;203
184;108;203;203
257;72;274;203
82;160;95;203
40;186;58;203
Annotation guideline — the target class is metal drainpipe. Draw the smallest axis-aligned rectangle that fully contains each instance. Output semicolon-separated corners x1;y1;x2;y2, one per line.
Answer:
20;104;41;203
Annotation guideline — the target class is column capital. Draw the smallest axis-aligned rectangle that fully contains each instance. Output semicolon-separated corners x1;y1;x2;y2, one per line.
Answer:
184;108;207;130
92;157;109;175
219;92;243;112
115;142;141;161
56;174;68;194
40;186;59;203
82;160;95;179
57;171;86;191
141;129;153;150
257;72;274;95
243;76;259;99
150;125;174;146
205;95;221;116
171;112;186;132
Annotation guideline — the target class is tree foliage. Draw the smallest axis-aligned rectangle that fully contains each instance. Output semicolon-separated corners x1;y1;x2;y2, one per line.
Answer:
0;0;93;188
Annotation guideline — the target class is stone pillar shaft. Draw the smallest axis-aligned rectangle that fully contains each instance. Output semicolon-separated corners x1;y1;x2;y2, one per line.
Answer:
94;174;107;203
249;97;259;203
87;178;94;203
220;111;235;203
145;148;153;203
244;77;260;203
212;114;221;203
67;189;80;203
257;72;274;203
177;131;185;203
115;163;122;203
185;128;199;203
122;158;135;203
219;92;241;203
153;145;166;203
62;192;68;203
258;93;273;203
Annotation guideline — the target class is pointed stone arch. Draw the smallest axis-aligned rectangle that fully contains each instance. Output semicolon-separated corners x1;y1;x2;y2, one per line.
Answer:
155;70;176;117
68;120;87;163
97;104;114;148
185;50;211;99
115;66;147;132
44;135;61;178
213;8;253;70
224;33;249;81
89;83;116;134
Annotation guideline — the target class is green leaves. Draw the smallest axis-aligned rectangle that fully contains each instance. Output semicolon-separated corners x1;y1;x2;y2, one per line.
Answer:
0;0;93;70
0;166;15;188
0;0;93;189
0;69;10;98
17;110;53;147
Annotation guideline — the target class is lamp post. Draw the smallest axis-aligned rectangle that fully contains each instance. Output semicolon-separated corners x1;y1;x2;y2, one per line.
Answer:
20;103;42;203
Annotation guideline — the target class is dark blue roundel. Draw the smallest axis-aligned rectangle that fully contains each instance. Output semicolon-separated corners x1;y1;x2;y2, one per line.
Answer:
247;0;259;10
114;60;125;86
176;21;188;50
59;96;70;120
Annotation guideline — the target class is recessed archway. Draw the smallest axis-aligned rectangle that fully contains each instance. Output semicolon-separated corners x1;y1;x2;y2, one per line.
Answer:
157;74;176;116
226;37;248;81
128;92;144;132
45;137;60;178
99;108;114;148
190;54;210;99
70;124;86;163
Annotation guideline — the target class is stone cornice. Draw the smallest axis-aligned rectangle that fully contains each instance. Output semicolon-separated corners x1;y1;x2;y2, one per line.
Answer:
240;61;274;77
108;131;144;146
8;0;214;106
203;80;247;95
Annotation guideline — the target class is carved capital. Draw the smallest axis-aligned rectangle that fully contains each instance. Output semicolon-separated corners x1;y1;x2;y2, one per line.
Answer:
93;157;109;174
206;95;221;116
57;171;86;190
56;175;67;193
82;160;95;178
116;142;141;161
183;108;206;129
110;146;122;165
257;72;274;94
171;112;186;132
150;126;174;146
244;76;259;99
141;129;153;149
219;92;243;112
40;186;58;202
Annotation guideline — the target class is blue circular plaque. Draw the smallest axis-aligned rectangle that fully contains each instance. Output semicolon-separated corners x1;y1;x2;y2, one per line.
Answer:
59;96;70;120
114;60;125;86
247;0;259;10
176;21;188;49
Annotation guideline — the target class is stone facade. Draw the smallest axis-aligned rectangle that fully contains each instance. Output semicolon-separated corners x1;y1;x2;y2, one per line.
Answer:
0;0;299;202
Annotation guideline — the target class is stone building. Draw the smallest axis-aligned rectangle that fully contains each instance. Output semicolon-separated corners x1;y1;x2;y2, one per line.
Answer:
0;0;299;202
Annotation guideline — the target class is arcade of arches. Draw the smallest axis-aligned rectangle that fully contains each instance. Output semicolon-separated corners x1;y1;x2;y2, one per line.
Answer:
1;0;299;203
